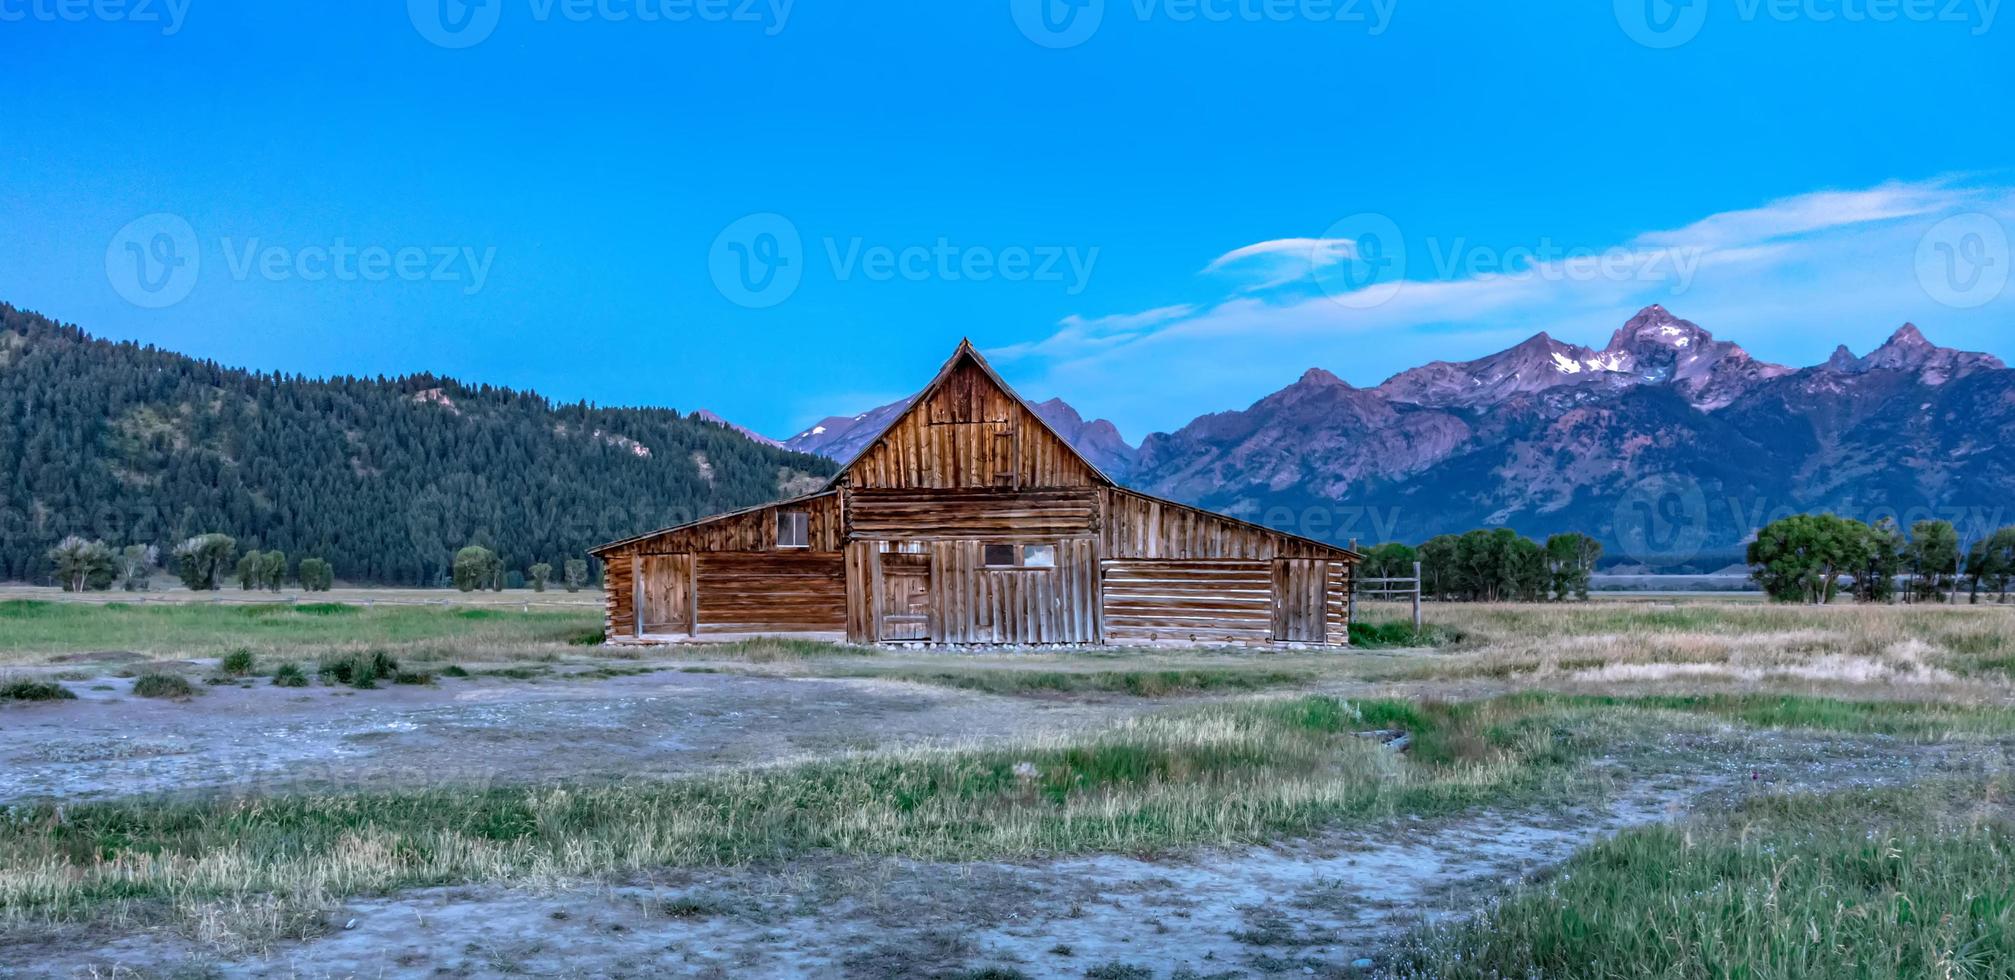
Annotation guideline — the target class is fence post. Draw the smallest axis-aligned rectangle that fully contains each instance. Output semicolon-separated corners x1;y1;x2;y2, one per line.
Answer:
1412;561;1423;632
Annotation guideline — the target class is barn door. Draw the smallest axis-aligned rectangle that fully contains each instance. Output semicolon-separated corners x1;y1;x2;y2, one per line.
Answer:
1272;559;1328;644
639;554;693;636
877;552;933;641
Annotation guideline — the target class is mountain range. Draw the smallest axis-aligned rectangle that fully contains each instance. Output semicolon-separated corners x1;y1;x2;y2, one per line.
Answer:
779;307;2014;570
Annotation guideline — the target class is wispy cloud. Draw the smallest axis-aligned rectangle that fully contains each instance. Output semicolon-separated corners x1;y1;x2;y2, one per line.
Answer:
1006;177;2015;439
1202;236;1359;292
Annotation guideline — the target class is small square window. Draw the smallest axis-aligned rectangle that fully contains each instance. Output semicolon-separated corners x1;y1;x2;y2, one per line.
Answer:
1021;544;1056;568
776;511;809;549
983;544;1017;567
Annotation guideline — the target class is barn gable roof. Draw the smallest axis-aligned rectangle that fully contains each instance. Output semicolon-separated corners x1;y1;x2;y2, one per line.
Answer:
824;338;1115;491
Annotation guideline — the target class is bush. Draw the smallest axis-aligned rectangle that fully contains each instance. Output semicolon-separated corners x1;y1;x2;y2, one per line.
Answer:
319;650;399;689
218;648;257;676
132;673;195;699
1;679;77;701
272;662;310;688
394;670;435;686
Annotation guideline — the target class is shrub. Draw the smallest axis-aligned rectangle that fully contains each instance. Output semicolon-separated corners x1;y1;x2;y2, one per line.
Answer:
394;670;435;686
272;663;310;688
1;679;77;701
218;648;257;676
441;665;471;678
319;650;399;689
132;673;196;699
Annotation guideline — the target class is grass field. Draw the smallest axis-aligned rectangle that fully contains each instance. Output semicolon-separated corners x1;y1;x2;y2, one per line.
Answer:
5;594;2015;975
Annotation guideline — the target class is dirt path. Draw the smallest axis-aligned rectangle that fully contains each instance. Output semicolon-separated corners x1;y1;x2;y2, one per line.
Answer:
12;728;1999;979
0;670;1133;804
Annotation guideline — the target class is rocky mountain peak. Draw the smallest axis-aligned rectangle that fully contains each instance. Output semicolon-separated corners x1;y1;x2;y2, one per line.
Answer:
1852;323;2005;381
1295;367;1349;388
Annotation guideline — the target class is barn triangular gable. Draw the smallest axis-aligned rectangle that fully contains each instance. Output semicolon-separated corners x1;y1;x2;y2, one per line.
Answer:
829;340;1113;491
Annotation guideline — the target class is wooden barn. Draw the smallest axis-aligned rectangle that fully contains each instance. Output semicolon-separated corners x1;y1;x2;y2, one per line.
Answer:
591;341;1361;648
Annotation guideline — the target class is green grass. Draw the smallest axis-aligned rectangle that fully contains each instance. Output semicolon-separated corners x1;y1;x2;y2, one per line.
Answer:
0;696;1593;926
271;663;309;688
1504;692;2015;739
1394;781;2015;980
0;678;76;701
833;666;1313;697
130;673;195;699
0;601;597;664
1348;620;1463;649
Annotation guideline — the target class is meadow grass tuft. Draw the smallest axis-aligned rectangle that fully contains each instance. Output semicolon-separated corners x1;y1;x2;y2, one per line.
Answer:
271;662;309;688
130;673;195;699
1392;779;2015;979
216;649;257;676
0;678;76;701
317;650;399;689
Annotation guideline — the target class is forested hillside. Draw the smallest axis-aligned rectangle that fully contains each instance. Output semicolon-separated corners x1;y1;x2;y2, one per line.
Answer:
0;305;835;585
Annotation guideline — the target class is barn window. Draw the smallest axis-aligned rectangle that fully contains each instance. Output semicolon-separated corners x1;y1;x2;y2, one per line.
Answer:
776;510;809;549
983;543;1055;568
983;544;1017;567
1021;544;1056;568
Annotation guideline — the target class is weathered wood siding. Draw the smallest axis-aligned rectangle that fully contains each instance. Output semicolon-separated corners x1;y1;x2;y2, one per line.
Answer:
605;557;636;640
599;493;843;559
1101;560;1274;644
1326;561;1353;646
847;488;1099;540
1272;559;1329;644
639;554;694;635
1101;489;1341;560
928;538;1100;644
693;552;846;634
842;360;1104;490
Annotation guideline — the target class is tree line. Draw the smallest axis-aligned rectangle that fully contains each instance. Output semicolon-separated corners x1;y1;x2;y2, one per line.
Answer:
1;304;835;587
1747;514;2015;604
1359;529;1604;602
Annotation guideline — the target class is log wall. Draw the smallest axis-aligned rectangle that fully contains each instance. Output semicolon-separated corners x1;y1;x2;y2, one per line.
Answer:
1101;489;1342;560
1101;559;1275;644
691;552;847;634
847;488;1099;540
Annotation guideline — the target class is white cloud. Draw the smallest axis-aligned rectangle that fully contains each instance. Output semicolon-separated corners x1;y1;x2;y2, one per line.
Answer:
1202;236;1359;291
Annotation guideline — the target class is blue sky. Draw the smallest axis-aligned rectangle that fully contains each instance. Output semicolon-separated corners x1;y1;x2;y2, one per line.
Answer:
3;0;2011;441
